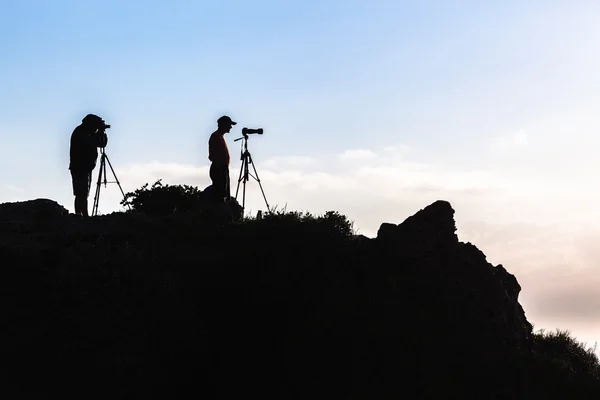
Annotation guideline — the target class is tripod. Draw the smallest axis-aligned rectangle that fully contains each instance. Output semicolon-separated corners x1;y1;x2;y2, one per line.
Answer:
92;147;129;216
234;134;270;213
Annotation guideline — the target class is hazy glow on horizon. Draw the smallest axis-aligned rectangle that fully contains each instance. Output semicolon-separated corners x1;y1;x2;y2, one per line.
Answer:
2;1;600;350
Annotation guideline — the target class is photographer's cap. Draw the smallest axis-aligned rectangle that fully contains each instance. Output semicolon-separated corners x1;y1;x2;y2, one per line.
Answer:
82;113;104;126
217;115;237;126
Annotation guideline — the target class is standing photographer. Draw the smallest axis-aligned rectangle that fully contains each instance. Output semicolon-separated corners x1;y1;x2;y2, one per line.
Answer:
69;114;107;216
208;115;236;202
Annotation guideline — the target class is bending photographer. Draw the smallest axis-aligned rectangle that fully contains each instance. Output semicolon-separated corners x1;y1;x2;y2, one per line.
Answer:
208;115;236;202
68;113;108;216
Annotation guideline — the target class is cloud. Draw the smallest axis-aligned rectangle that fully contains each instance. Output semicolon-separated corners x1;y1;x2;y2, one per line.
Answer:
261;155;318;170
0;184;26;204
491;129;529;149
4;184;23;193
111;148;558;234
116;162;208;187
458;220;600;326
383;144;412;153
338;149;378;161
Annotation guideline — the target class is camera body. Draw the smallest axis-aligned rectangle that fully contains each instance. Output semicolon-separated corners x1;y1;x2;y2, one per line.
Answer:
242;127;263;135
95;123;110;148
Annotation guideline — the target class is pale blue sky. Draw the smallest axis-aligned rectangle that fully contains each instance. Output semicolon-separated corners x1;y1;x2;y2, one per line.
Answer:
2;1;600;348
3;1;593;170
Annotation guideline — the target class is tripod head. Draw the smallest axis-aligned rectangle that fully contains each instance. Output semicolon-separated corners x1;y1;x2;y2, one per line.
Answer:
234;134;250;160
234;127;263;160
233;128;270;213
234;127;263;142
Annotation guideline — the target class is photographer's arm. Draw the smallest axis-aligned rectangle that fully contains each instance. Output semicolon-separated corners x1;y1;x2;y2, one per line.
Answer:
86;134;99;170
71;132;98;171
70;133;85;168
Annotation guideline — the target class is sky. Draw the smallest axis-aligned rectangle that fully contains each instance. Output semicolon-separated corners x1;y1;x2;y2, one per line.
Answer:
2;0;600;351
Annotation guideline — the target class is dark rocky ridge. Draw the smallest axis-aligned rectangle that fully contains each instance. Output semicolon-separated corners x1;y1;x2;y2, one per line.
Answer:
0;198;589;398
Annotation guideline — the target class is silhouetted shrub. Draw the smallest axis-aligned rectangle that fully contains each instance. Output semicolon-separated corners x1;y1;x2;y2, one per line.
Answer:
320;210;354;239
121;179;203;217
533;329;600;378
242;207;355;241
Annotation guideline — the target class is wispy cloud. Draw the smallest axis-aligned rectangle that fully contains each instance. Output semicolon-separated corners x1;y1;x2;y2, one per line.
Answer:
4;184;24;193
461;222;600;324
338;149;378;161
112;147;559;232
0;184;26;203
261;155;318;170
491;129;529;150
116;162;208;186
383;144;413;153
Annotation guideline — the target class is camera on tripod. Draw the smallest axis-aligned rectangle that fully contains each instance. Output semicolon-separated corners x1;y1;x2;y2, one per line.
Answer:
95;122;110;148
242;127;263;135
234;126;270;213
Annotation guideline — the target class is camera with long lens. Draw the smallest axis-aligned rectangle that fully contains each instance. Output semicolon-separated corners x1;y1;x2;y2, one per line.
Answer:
95;121;110;148
242;127;263;135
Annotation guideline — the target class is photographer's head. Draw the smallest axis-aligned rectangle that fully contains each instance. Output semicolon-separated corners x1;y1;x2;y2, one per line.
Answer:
217;115;236;134
81;114;109;148
82;114;109;132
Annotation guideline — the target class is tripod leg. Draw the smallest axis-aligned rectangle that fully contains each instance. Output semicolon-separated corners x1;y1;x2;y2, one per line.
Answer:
242;158;248;212
104;154;129;208
92;156;105;216
235;158;245;199
103;155;108;185
242;157;248;212
248;154;270;212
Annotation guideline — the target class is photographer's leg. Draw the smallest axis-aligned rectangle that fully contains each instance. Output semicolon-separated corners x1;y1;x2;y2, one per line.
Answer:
71;170;91;216
82;197;89;217
71;170;82;215
225;165;231;201
210;163;225;202
74;196;84;216
82;171;91;217
74;197;80;216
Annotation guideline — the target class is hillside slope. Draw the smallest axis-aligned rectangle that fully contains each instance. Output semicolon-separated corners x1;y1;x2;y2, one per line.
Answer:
0;198;598;399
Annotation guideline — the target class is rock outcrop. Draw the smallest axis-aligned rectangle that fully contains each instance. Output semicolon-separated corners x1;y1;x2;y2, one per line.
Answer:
375;200;532;354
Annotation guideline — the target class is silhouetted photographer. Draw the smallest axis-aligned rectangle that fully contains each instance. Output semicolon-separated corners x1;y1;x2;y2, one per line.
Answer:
208;115;236;202
69;114;109;216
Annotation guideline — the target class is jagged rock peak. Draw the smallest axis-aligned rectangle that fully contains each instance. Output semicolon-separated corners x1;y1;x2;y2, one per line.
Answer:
376;200;457;245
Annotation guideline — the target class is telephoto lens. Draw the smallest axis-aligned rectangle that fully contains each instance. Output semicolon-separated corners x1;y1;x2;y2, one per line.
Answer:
242;127;263;135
